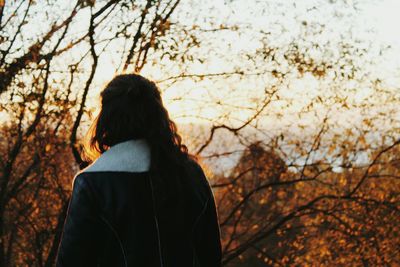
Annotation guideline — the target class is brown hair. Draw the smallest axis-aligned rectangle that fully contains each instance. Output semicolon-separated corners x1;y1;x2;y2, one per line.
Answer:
82;73;197;208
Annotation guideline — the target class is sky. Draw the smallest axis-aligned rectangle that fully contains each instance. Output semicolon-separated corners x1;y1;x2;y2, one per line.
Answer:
363;0;400;47
86;0;400;82
160;0;400;129
1;0;399;174
1;0;400;132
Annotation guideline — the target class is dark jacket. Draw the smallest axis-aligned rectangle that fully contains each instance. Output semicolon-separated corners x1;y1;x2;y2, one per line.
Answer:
55;138;222;267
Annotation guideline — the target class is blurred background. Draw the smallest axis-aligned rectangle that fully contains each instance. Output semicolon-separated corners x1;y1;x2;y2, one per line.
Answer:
0;0;399;266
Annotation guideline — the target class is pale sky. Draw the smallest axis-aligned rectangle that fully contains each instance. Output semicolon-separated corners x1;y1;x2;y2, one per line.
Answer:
1;0;400;133
159;0;400;128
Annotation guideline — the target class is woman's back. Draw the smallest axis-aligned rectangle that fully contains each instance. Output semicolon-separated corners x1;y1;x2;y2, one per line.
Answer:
55;138;222;267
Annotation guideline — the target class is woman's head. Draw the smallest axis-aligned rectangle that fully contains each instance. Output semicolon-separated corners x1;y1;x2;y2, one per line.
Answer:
82;73;199;211
83;73;195;167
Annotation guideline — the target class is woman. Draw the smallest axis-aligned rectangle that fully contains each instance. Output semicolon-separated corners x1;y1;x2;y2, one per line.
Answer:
55;74;222;267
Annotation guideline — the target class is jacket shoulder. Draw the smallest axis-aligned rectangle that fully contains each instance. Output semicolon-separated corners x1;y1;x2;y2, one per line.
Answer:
70;171;98;193
184;158;214;201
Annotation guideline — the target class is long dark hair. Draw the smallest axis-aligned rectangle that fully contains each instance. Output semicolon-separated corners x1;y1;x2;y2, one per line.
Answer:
82;73;197;209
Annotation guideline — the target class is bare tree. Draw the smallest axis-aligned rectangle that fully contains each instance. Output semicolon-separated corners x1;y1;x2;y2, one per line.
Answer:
1;0;399;266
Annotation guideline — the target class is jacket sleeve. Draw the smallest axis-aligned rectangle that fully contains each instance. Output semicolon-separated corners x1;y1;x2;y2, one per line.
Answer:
193;169;223;267
55;174;101;267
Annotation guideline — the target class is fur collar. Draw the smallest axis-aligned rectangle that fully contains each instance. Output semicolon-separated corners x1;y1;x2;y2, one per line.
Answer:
81;138;151;173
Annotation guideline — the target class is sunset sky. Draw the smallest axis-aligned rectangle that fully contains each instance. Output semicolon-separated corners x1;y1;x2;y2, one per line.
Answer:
1;0;400;134
87;0;400;125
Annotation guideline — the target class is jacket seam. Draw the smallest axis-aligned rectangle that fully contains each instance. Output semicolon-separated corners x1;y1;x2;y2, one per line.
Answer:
99;215;128;267
149;176;164;267
192;197;209;233
191;196;210;267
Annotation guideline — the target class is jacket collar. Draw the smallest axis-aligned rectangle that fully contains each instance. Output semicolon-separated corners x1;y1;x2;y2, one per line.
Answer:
81;138;151;173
